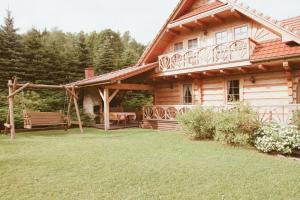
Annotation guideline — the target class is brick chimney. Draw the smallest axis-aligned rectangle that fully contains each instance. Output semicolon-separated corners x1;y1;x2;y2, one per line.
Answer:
85;67;95;79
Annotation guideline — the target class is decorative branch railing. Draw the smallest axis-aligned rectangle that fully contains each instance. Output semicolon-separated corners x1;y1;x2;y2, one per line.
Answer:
143;104;300;125
158;39;251;72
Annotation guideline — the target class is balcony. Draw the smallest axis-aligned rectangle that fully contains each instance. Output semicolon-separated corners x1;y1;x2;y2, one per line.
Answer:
158;39;251;72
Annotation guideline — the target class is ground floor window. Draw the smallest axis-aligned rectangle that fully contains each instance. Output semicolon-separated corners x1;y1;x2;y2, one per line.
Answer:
227;80;240;102
183;84;193;104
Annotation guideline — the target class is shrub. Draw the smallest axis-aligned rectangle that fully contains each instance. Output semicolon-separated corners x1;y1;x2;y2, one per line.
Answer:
214;103;261;146
177;107;216;140
292;109;300;130
255;123;300;154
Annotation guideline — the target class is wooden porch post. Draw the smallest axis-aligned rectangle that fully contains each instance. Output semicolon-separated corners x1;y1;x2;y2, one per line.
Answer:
72;87;84;134
66;93;73;127
103;88;110;131
8;80;15;139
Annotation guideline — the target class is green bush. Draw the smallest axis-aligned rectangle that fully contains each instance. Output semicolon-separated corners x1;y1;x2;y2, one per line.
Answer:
69;108;94;127
177;107;216;140
214;103;261;146
255;123;300;154
292;109;300;130
121;92;153;112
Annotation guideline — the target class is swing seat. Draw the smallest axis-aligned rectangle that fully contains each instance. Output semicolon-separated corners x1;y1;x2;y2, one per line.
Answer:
24;112;68;129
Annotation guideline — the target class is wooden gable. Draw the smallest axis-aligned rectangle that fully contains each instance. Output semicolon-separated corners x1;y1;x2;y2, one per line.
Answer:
137;0;300;66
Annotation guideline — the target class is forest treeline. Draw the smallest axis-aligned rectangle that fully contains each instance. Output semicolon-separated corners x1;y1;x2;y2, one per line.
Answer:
0;11;150;129
0;11;145;88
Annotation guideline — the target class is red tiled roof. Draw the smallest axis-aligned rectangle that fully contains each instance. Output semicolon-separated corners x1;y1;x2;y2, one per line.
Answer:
251;39;300;61
173;0;226;22
69;62;158;87
280;16;300;36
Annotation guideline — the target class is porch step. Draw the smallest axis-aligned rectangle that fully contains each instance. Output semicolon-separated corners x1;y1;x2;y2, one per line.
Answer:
142;120;181;131
96;122;139;130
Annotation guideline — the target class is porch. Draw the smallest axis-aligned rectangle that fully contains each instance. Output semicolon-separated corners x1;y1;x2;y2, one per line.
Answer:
142;104;300;130
95;110;141;130
68;62;158;131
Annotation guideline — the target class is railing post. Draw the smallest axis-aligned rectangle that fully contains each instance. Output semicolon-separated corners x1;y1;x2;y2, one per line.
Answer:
269;111;273;122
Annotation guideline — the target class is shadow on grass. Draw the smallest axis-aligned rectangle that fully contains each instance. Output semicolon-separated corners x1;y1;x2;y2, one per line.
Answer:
12;128;146;139
17;130;70;138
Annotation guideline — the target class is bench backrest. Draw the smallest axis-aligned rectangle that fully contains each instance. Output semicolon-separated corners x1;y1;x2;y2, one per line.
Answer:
25;112;65;126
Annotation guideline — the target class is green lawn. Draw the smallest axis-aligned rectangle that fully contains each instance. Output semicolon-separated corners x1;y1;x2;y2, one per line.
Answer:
0;128;299;200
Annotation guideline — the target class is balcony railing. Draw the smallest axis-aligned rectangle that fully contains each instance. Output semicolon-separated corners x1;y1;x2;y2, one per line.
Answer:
158;39;251;72
143;104;300;125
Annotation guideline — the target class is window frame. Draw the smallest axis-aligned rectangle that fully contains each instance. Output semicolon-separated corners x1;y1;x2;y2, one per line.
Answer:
188;38;198;50
226;80;240;103
182;84;193;105
174;42;184;52
215;30;228;45
233;25;249;41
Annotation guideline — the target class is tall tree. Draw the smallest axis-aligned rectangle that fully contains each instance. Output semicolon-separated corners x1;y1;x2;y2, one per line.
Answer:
0;10;24;89
93;29;124;70
22;28;47;83
120;31;145;67
94;38;116;74
77;31;91;69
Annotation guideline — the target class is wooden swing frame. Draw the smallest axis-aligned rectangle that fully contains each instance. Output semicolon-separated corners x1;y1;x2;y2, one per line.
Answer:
4;78;84;139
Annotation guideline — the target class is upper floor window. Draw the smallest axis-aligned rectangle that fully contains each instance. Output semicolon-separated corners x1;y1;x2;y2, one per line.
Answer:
188;38;198;49
183;84;193;104
174;42;183;52
227;80;240;102
216;31;228;45
234;26;248;40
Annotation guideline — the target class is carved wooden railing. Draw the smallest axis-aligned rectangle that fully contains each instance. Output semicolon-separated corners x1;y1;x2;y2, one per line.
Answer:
143;104;300;125
158;39;251;72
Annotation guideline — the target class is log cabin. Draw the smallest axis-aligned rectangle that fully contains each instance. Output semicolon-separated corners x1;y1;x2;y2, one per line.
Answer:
69;0;300;131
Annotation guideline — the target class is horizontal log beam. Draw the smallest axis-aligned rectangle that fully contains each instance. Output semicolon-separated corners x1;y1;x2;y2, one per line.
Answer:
11;83;71;90
104;84;154;91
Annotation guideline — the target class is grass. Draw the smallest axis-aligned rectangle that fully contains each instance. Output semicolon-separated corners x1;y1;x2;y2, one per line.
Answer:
0;128;299;200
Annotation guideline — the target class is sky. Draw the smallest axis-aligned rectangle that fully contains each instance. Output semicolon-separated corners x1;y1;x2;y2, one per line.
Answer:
0;0;299;44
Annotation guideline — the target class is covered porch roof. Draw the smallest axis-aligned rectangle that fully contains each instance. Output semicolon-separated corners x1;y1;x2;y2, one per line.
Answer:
67;62;158;131
68;62;158;88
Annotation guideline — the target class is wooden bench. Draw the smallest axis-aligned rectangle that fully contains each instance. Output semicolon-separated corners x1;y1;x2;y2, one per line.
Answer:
24;112;67;130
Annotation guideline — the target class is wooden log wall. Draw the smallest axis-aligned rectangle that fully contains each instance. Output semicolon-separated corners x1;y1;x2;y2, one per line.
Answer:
201;78;225;106
154;82;181;105
242;71;290;106
153;69;300;107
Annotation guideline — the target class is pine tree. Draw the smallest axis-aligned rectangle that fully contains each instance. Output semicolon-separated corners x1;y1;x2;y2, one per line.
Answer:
0;10;24;89
95;29;124;69
77;31;91;69
22;28;47;83
94;38;116;74
120;48;137;67
120;31;145;67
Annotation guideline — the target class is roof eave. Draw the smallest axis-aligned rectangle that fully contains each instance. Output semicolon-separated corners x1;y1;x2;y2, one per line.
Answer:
168;4;231;28
251;54;300;63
